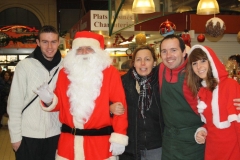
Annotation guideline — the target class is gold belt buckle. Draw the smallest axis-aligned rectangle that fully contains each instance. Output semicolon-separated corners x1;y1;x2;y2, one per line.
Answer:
71;127;76;135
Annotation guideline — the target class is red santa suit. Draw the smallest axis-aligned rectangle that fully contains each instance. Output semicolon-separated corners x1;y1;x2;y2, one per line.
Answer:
42;31;128;160
190;45;240;160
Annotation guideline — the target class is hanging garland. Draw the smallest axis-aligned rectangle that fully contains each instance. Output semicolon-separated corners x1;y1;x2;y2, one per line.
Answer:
0;33;37;47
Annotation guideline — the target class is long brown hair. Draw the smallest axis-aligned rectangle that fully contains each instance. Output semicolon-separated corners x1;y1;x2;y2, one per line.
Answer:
186;48;218;97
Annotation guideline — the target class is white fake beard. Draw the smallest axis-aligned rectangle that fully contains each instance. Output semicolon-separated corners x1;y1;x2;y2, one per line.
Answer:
63;48;112;124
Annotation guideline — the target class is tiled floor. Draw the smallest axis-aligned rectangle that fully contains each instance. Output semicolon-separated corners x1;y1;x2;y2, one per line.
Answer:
0;124;15;160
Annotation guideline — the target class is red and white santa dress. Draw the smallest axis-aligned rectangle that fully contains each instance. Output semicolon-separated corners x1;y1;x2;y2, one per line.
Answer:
191;45;240;160
41;31;128;160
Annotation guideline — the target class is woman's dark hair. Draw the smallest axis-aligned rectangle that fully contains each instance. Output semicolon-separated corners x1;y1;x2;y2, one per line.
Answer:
131;45;157;67
1;70;12;81
186;48;218;97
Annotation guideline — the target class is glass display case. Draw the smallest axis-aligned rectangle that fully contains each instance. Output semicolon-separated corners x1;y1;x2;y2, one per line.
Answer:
0;54;29;71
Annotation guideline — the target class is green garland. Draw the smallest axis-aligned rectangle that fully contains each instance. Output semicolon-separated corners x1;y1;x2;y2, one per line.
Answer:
0;34;38;47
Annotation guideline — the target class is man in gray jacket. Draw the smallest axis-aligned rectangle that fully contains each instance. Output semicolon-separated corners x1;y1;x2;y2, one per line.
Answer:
7;25;62;160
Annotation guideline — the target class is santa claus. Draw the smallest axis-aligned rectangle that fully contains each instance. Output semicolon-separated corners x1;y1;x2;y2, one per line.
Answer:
35;31;128;160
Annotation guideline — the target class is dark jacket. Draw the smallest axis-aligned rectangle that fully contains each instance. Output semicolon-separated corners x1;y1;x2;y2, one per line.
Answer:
119;66;164;160
0;79;11;115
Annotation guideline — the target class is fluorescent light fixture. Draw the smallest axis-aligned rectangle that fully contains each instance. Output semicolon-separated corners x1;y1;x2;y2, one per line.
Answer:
119;41;133;45
105;48;128;52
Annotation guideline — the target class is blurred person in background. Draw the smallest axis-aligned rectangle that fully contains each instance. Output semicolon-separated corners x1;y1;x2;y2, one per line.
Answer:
0;70;11;128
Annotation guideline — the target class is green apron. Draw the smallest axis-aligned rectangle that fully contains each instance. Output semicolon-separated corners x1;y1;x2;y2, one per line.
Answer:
160;68;205;160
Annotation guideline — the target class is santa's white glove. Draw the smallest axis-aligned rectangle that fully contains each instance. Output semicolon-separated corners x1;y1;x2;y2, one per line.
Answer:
34;82;53;104
109;142;125;156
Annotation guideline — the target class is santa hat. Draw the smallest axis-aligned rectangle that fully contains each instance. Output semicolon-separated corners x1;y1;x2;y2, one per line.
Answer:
72;31;105;49
188;44;228;82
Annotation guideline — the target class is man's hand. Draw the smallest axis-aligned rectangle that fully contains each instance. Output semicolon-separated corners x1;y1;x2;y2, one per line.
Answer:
12;141;21;152
233;98;240;110
110;102;125;115
109;142;125;155
196;130;207;144
33;82;53;104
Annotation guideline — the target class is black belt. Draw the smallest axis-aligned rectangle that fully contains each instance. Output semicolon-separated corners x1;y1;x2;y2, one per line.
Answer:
61;123;113;136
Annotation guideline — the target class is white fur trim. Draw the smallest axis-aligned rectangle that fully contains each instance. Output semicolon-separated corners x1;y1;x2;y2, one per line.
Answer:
106;156;118;160
73;118;84;129
197;100;207;123
56;154;68;160
74;136;85;160
194;127;207;144
41;94;58;111
229;114;240;123
72;38;100;49
73;118;84;160
109;132;128;146
201;80;207;87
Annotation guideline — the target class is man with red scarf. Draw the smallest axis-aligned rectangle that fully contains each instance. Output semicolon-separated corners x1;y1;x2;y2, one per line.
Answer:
35;31;128;160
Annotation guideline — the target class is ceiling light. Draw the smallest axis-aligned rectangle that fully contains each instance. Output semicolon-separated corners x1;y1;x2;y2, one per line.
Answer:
197;0;220;15
132;0;155;14
176;6;193;13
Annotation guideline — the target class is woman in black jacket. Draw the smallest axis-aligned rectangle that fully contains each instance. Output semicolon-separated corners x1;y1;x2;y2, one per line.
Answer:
111;45;164;160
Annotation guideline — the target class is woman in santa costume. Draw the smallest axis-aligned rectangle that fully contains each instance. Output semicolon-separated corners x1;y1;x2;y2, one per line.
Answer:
35;31;128;160
186;44;240;160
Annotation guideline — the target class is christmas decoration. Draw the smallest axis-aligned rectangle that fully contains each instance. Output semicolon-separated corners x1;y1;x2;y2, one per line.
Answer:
113;33;135;46
159;19;176;37
197;34;205;42
237;31;240;41
181;30;191;47
205;17;226;37
135;33;147;45
0;33;37;46
0;32;10;47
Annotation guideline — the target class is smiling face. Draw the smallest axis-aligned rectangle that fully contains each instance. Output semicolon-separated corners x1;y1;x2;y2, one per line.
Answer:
192;59;209;80
160;38;186;69
133;49;156;77
36;32;60;61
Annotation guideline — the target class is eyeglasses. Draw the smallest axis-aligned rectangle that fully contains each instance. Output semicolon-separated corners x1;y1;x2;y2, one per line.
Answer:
77;46;95;55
